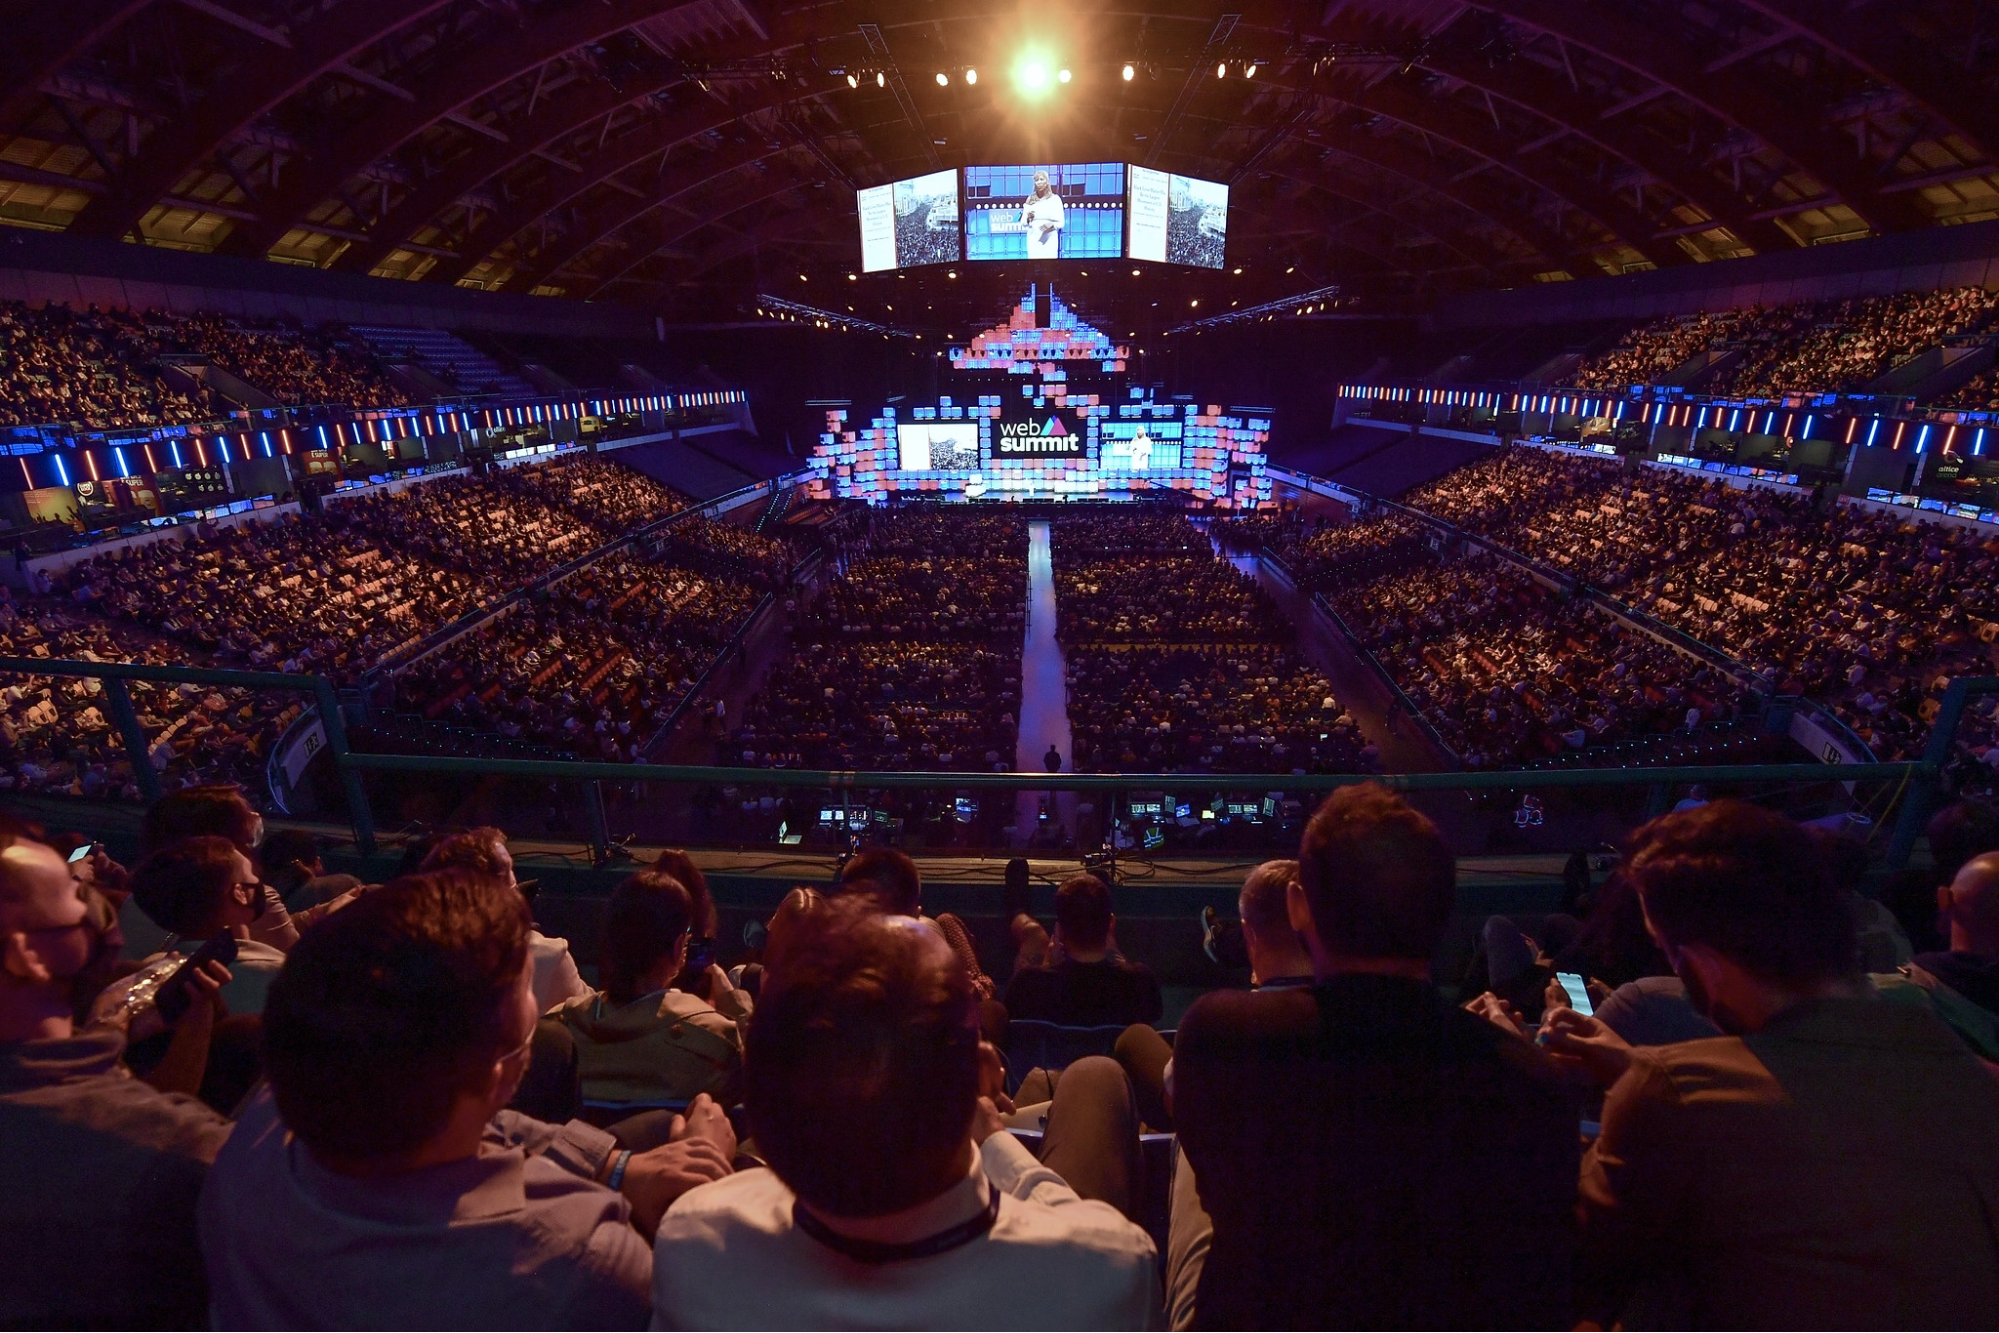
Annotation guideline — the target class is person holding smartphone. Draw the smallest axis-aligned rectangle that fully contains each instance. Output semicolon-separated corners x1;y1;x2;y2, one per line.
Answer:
0;827;236;1329
124;837;287;1022
546;868;747;1110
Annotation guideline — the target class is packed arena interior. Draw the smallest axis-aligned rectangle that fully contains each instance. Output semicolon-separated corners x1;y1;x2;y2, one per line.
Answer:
5;1;1999;1329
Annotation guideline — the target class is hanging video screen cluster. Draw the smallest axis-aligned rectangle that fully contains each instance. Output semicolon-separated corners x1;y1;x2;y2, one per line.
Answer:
855;163;1228;270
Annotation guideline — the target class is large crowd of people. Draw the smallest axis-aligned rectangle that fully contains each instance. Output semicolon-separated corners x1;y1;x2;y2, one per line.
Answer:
389;554;763;761
0;302;212;428
1330;552;1754;768
1560;285;1999;398
731;507;1026;772
6;780;1997;1329
1053;512;1367;775
0;301;419;429
171;313;411;409
8;451;781;793
1392;445;1999;762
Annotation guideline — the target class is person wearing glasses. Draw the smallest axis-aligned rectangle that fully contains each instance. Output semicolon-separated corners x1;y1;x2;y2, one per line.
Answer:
0;822;236;1328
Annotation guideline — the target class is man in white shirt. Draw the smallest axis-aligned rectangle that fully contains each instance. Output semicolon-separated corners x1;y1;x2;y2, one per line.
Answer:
653;901;1158;1330
1022;170;1065;260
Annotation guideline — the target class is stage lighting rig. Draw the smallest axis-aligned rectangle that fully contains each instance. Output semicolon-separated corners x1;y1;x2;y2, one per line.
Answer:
1165;284;1342;333
756;295;921;339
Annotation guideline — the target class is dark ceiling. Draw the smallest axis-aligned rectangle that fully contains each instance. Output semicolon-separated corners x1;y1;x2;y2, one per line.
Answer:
0;0;1995;335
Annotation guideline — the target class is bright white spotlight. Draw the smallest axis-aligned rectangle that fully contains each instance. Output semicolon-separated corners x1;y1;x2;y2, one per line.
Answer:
875;71;885;87
1122;63;1135;81
964;67;977;84
936;71;949;86
1016;58;1050;96
1245;63;1257;78
1058;68;1071;83
1216;61;1227;77
846;73;858;88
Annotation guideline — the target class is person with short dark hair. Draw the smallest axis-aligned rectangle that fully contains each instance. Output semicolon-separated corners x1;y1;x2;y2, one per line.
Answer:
422;826;589;1014
1170;783;1579;1329
1544;800;1999;1327
1005;874;1161;1028
127;835;284;1017
1;828;235;1329
199;870;737;1329
652;901;1158;1328
839;845;996;1001
141;786;299;952
547;868;746;1107
1116;860;1309;1132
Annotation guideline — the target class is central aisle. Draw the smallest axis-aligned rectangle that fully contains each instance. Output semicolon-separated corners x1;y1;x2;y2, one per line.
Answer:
1014;519;1075;844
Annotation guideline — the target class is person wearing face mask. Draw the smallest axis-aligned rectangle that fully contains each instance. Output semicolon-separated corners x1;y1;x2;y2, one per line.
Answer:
0;823;236;1329
1540;801;1999;1328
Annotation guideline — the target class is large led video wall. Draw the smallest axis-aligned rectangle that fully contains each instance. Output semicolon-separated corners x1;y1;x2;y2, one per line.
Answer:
805;289;1272;507
963;163;1126;261
1125;166;1229;269
856;168;961;272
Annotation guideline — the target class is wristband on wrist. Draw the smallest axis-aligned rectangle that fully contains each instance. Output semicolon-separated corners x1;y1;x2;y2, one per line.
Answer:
607;1149;633;1191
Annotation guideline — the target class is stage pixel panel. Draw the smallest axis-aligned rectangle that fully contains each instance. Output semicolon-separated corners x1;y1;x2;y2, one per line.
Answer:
964;164;1125;261
856;168;961;272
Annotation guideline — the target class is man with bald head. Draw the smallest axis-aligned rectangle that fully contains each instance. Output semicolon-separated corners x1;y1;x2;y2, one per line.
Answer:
0;826;235;1328
653;898;1158;1328
1916;851;1999;1017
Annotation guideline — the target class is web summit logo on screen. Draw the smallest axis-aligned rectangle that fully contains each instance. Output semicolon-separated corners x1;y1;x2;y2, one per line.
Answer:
996;415;1076;454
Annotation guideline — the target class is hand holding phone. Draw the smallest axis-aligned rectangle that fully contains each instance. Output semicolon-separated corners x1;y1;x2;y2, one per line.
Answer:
1556;971;1594;1017
154;933;238;1024
686;936;717;972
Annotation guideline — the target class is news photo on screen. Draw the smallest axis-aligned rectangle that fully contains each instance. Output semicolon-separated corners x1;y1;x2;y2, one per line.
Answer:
857;168;961;272
896;421;980;471
1125;165;1229;269
964;163;1125;261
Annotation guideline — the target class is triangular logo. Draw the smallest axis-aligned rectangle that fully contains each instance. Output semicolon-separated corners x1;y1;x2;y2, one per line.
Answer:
1044;415;1067;436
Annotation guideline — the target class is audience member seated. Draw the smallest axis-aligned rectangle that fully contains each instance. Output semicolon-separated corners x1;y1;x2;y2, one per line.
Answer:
0;825;235;1328
418;828;590;1015
199;870;736;1328
652;900;1160;1329
1115;859;1311;1134
1170;784;1579;1329
1914;850;1999;1017
547;867;747;1108
836;846;996;1000
126;835;286;1018
1005;874;1162;1028
1535;801;1999;1327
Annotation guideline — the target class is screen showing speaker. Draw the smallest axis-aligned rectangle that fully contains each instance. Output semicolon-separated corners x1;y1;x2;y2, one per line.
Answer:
1125;166;1229;268
964;163;1125;261
1101;420;1183;470
895;421;980;471
856;168;961;272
